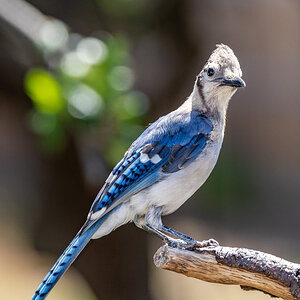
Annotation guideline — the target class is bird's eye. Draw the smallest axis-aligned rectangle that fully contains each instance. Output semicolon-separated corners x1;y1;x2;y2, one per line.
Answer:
207;68;215;77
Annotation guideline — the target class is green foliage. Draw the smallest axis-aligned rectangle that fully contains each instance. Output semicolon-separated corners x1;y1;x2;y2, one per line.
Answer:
25;24;149;162
25;69;64;113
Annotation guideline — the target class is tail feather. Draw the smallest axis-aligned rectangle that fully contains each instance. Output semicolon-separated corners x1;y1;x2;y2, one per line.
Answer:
32;217;105;300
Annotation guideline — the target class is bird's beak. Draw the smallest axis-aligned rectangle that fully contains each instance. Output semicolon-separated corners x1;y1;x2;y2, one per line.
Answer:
216;76;246;88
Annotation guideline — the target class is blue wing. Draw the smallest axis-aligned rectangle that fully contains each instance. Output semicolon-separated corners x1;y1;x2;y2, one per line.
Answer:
87;110;213;223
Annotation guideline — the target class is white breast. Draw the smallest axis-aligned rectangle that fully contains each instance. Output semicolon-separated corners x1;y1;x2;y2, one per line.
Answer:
133;139;223;215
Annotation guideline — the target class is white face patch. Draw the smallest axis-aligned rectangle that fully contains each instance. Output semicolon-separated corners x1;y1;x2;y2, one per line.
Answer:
140;153;150;163
90;207;107;220
150;154;162;164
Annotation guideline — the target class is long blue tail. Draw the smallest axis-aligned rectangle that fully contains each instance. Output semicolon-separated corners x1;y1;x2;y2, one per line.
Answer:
32;217;105;300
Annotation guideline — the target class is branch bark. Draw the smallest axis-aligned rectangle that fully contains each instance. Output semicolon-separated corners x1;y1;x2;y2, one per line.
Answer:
153;243;300;300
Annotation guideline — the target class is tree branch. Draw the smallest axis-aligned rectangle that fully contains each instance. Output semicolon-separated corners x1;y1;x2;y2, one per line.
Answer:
153;243;300;300
0;0;47;45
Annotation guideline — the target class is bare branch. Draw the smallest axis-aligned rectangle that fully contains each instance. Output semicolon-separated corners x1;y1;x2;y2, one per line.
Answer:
0;0;47;44
154;244;300;300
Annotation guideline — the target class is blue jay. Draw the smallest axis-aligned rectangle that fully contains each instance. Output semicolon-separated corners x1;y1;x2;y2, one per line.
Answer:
32;44;245;299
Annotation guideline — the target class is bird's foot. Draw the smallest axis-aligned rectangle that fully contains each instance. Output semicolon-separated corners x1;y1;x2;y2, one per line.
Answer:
166;238;219;250
164;237;188;249
194;238;219;249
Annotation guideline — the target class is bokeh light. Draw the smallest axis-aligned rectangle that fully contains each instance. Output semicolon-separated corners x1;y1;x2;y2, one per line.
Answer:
76;37;108;65
108;66;135;91
60;52;90;78
122;91;149;117
67;84;103;119
30;111;58;135
38;19;69;52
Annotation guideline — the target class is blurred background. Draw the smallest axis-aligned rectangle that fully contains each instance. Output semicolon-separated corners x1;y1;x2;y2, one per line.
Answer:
0;0;299;299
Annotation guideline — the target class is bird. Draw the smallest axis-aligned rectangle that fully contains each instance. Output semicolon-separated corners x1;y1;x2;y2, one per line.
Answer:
32;43;245;300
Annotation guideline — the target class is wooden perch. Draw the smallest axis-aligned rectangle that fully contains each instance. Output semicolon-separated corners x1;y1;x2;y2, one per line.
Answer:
153;243;300;300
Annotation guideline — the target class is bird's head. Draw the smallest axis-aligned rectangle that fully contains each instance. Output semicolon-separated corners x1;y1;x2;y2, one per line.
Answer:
195;44;245;113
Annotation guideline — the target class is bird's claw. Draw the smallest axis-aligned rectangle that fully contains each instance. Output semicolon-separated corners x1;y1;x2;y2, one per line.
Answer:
194;238;219;248
165;239;188;249
166;238;219;250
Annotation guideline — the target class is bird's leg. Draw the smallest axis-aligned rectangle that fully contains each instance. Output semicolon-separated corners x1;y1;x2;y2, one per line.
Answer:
160;225;196;242
135;207;187;248
135;207;219;249
144;222;183;246
139;207;198;249
133;214;167;241
159;225;219;249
